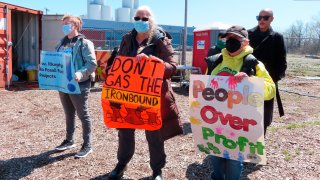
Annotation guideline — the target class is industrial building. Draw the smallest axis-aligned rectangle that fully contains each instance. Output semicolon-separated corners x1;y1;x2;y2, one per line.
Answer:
1;1;225;89
83;0;195;49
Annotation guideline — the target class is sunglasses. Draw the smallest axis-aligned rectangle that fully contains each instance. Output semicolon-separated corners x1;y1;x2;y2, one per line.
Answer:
256;16;270;21
134;16;149;21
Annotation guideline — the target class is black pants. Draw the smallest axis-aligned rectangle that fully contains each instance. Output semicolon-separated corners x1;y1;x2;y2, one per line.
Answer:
117;128;166;172
264;98;274;135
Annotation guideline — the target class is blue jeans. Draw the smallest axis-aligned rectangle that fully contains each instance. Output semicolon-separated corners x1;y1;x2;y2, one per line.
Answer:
211;156;243;180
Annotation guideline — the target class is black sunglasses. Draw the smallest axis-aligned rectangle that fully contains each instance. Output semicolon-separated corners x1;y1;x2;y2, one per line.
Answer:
256;16;270;21
134;16;149;21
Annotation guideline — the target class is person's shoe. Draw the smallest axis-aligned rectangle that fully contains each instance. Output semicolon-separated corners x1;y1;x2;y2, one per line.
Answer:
55;140;75;151
152;170;163;180
75;144;92;158
108;163;127;180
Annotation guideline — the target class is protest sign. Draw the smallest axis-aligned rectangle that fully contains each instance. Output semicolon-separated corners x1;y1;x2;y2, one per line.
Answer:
189;75;266;165
101;56;164;130
38;51;80;94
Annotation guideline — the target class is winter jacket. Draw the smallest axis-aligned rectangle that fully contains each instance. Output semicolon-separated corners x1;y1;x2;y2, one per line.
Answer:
248;26;287;82
207;46;223;57
210;46;276;101
117;28;183;141
56;35;97;83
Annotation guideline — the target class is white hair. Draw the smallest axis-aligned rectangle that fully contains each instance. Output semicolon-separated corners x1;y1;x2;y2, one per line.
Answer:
135;5;157;26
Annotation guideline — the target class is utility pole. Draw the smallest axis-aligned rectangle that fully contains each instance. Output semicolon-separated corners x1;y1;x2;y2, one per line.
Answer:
181;0;188;66
44;8;50;15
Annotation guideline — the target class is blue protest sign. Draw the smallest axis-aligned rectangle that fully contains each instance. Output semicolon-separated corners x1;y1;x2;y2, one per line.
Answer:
38;51;80;94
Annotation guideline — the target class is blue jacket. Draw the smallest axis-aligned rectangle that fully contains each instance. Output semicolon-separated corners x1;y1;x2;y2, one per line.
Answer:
57;35;97;83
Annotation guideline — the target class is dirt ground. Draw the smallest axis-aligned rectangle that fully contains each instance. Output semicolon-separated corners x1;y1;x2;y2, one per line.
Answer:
0;54;319;180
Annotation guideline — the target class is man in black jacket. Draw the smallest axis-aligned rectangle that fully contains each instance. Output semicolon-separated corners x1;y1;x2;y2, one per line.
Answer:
248;8;287;134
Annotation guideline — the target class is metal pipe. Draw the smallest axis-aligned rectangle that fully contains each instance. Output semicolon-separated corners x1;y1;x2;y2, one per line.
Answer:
181;0;188;66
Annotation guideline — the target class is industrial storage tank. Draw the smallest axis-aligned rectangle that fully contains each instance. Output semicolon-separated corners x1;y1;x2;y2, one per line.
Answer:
88;4;102;20
130;8;136;22
134;0;139;9
101;5;112;21
93;0;104;5
116;8;131;22
122;0;134;9
87;0;92;18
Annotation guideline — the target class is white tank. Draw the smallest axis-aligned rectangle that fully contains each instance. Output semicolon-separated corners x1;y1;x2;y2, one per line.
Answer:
134;0;139;9
87;0;93;18
93;0;104;5
88;4;102;20
122;0;134;9
130;8;137;22
101;5;112;21
116;8;131;22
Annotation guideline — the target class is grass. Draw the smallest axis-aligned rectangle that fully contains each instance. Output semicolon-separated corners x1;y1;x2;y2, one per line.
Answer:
282;150;293;161
287;54;320;77
269;121;320;132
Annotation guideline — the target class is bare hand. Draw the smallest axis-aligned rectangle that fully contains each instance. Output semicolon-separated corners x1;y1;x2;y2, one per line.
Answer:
75;72;82;82
234;72;248;82
149;55;164;63
136;53;149;62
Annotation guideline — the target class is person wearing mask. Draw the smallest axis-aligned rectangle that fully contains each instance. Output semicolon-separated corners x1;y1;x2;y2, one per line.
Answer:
54;15;97;158
248;8;287;134
206;31;227;75
205;25;275;180
207;31;227;57
107;6;183;180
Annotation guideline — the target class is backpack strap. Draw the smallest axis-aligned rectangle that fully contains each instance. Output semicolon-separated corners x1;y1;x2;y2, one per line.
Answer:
205;53;258;76
205;53;223;75
241;54;258;76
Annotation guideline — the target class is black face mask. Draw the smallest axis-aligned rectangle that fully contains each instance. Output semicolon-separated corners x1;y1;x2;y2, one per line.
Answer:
226;38;242;53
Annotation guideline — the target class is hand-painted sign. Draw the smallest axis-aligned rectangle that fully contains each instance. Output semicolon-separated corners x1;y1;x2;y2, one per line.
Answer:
101;56;164;130
38;51;80;94
189;75;266;165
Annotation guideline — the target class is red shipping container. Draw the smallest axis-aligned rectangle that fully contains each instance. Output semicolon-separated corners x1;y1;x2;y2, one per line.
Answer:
0;2;42;89
192;25;230;74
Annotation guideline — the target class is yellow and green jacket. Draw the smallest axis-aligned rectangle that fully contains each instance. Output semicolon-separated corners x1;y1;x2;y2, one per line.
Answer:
210;46;276;100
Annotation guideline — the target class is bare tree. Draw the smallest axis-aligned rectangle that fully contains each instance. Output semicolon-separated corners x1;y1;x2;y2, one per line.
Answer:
284;12;320;55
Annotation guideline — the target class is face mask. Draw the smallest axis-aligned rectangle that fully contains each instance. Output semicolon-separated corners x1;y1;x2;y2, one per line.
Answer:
226;38;242;53
133;21;149;33
62;24;72;36
216;40;226;49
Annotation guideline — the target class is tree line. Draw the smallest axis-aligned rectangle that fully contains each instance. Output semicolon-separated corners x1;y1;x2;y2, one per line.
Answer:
283;13;320;55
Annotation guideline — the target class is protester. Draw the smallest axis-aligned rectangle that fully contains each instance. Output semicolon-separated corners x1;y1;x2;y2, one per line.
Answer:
206;31;227;75
107;6;183;180
207;31;226;57
55;15;97;158
205;25;276;180
248;8;287;133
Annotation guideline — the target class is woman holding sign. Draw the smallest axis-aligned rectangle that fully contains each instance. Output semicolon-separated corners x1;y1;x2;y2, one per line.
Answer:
205;25;275;179
54;15;97;158
107;6;183;180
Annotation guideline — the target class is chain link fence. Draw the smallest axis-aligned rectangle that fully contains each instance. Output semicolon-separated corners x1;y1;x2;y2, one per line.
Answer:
81;29;128;50
80;28;194;51
284;37;320;55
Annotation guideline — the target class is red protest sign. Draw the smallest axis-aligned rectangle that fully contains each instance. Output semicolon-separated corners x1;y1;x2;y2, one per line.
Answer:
101;56;164;130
